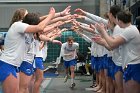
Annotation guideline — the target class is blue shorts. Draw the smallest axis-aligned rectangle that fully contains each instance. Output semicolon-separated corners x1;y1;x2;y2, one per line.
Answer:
91;56;95;70
107;57;115;79
94;57;103;73
123;63;140;84
0;60;18;82
98;56;104;71
34;57;44;70
103;54;108;69
113;64;123;80
20;61;34;76
64;59;77;68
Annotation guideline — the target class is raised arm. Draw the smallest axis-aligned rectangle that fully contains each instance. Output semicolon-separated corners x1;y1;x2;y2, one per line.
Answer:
40;6;71;21
75;8;108;25
25;7;55;33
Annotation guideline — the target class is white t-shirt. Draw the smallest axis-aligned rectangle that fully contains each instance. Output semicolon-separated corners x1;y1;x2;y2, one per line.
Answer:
111;25;123;66
103;30;113;57
119;25;140;68
35;40;43;58
42;42;48;61
61;42;79;61
23;33;36;64
0;21;29;67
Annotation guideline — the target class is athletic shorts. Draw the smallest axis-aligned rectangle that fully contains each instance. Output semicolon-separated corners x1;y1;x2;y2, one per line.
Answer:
34;57;44;70
113;64;123;80
64;59;77;68
0;60;19;82
98;56;104;71
107;57;115;79
123;63;140;84
103;54;108;69
91;56;95;70
20;61;34;76
94;57;103;73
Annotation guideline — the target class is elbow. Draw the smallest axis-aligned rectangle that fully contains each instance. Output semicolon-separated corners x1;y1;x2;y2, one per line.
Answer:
109;44;118;50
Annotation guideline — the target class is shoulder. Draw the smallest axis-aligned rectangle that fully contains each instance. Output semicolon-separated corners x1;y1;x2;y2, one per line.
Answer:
73;42;79;48
62;42;67;46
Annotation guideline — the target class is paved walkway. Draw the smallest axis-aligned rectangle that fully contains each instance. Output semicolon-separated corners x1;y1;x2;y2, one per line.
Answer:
40;75;96;93
0;75;96;93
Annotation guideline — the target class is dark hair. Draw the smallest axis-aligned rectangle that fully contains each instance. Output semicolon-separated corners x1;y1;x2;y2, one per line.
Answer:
22;13;40;25
10;8;27;26
67;36;74;41
117;10;132;23
104;12;109;19
110;5;121;18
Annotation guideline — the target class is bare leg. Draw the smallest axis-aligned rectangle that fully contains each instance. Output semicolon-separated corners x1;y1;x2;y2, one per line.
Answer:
114;71;123;93
32;69;44;93
2;74;19;93
108;77;115;93
28;75;35;93
70;66;75;84
124;79;140;93
19;72;32;93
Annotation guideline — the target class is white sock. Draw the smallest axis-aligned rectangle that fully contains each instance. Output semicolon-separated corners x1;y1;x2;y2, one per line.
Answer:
71;78;74;84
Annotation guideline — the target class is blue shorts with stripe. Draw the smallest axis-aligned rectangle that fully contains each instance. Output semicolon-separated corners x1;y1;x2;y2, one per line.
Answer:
34;57;44;71
20;61;34;76
0;60;19;82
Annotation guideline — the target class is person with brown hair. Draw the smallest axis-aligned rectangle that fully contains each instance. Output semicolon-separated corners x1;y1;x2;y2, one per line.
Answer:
0;7;55;93
60;36;79;89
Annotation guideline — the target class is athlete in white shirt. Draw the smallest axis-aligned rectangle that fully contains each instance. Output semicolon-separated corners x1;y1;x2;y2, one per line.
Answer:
73;10;108;92
0;7;55;93
60;36;79;89
95;10;140;93
19;13;39;93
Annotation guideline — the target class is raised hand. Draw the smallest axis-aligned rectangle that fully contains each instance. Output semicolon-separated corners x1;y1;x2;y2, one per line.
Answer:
74;8;86;15
61;6;71;16
73;14;85;19
53;40;62;46
94;23;106;34
92;35;105;46
90;24;99;34
62;15;72;20
49;7;55;15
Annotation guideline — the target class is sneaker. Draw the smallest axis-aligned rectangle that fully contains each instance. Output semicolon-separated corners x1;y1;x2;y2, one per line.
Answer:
70;83;76;89
64;75;68;83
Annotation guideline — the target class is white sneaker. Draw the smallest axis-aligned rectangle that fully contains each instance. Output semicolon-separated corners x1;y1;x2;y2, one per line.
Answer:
87;72;90;75
70;83;76;89
64;75;68;83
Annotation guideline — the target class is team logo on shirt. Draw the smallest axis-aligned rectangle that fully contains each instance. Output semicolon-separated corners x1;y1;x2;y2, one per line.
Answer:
26;69;31;74
25;36;33;44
